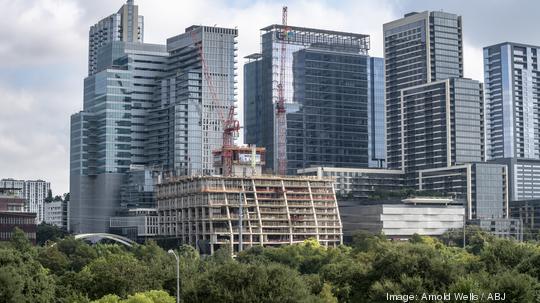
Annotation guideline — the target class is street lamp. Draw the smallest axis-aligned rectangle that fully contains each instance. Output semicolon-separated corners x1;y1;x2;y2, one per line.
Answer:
168;249;180;303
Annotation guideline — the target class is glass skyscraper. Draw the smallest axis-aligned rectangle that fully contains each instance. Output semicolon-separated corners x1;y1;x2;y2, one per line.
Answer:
484;42;540;202
88;0;144;76
147;26;238;176
384;11;507;220
243;25;385;174
384;11;463;170
484;43;540;160
70;1;238;233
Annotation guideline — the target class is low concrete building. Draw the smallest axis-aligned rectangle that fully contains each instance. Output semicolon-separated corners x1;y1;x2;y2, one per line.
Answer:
44;201;64;228
297;167;403;198
469;218;522;241
354;197;465;240
510;199;540;239
110;208;159;242
418;163;509;220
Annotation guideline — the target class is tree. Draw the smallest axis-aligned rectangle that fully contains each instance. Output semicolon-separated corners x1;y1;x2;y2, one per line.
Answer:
482;271;540;302
38;245;70;275
350;230;386;252
0;247;56;303
92;291;175;303
56;237;98;271
318;283;338;303
36;223;69;245
9;227;34;253
45;189;53;203
184;262;319;303
81;253;158;300
125;290;175;303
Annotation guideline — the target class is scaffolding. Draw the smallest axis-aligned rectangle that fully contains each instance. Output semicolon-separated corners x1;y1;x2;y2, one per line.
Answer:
157;175;342;254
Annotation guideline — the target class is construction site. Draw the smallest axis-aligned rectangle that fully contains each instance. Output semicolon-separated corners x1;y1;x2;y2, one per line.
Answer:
156;7;342;254
156;167;342;254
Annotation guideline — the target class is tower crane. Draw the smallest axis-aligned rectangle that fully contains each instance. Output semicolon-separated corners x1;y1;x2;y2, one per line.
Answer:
276;6;289;175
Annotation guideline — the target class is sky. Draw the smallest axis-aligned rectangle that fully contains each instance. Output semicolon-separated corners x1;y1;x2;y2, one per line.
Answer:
1;0;539;195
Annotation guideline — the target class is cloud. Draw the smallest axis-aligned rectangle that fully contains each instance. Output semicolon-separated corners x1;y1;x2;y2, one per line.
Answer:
0;85;69;192
0;0;86;67
1;0;539;195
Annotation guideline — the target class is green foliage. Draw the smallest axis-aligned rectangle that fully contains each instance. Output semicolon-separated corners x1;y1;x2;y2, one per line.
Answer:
0;247;55;303
6;227;540;302
36;223;69;245
92;290;174;303
81;253;159;300
10;227;34;253
319;283;338;303
183;262;319;303
45;189;53;203
56;236;98;271
38;245;70;275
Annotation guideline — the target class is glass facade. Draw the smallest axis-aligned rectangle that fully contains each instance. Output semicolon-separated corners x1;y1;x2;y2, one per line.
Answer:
368;57;386;168
243;55;263;148
70;2;238;233
401;81;450;176
384;11;463;170
451;78;485;164
418;163;508;220
400;78;484;185
484;43;540;203
88;1;144;76
287;49;369;172
484;42;540;160
472;164;508;219
244;25;384;173
147;26;238;176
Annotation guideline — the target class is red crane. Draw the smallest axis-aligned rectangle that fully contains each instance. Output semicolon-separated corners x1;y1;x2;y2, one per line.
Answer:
276;6;289;175
190;28;240;176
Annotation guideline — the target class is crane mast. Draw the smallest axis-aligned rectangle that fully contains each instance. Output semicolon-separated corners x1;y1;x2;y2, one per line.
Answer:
276;6;289;175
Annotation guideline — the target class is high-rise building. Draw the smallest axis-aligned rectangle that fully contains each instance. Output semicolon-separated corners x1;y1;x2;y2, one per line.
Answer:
400;78;485;181
70;0;238;233
147;26;238;176
119;165;156;209
383;12;508;222
23;180;50;224
70;38;168;233
484;43;540;203
243;25;385;174
484;43;540;160
88;0;144;75
384;11;463;170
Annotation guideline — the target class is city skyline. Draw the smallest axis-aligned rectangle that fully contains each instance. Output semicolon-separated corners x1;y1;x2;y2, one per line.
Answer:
1;0;540;194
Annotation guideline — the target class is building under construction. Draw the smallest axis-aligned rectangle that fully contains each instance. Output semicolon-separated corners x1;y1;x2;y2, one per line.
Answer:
157;147;342;254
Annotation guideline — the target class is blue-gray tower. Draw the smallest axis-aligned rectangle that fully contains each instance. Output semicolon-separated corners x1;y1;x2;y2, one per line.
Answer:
243;25;385;173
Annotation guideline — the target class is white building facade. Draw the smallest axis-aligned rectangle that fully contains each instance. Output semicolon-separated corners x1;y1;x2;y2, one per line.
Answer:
355;198;465;239
23;180;50;223
44;201;64;228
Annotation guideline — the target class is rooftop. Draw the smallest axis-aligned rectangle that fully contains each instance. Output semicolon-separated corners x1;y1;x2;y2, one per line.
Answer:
261;24;369;40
